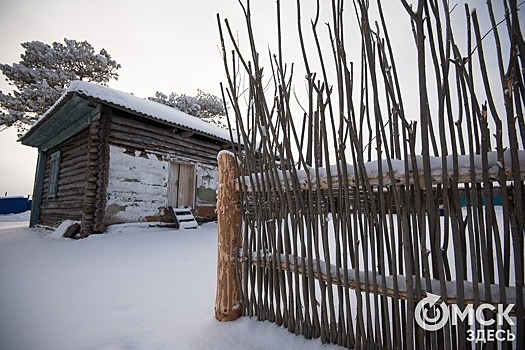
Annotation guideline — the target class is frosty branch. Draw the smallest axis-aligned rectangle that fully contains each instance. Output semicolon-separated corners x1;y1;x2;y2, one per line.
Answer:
149;89;228;128
0;38;121;134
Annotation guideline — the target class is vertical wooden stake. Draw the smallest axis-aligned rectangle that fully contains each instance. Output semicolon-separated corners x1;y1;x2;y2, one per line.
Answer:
215;151;242;322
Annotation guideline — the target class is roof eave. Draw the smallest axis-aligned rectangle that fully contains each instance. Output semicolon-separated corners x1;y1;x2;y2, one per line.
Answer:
19;91;76;145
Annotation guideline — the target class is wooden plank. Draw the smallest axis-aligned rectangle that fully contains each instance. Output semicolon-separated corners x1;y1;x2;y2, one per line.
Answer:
168;163;179;208
167;206;198;229
178;164;195;208
21;95;86;149
176;214;195;220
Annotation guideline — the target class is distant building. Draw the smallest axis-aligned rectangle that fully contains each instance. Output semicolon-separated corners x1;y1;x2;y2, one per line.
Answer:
20;81;232;236
0;196;32;215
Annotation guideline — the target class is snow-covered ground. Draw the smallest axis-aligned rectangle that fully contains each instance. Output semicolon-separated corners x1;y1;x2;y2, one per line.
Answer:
0;211;31;230
0;215;342;350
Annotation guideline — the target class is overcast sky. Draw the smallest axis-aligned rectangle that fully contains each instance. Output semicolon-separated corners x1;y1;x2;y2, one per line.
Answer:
0;0;252;196
0;0;510;196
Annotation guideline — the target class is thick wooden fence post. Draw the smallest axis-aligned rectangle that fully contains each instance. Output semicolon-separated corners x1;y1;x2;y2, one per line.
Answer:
215;151;242;322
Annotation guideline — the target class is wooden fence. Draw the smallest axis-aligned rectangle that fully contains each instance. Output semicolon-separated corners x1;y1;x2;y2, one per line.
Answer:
216;150;525;349
215;1;525;348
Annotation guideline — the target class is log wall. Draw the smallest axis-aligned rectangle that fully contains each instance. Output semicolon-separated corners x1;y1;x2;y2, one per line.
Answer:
104;112;223;224
108;113;223;164
38;130;89;227
79;114;111;236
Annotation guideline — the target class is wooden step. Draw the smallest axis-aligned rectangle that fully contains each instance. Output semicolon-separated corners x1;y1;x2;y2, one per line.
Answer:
169;206;198;229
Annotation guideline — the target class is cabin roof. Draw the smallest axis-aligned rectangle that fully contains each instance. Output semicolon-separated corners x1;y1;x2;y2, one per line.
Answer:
20;81;233;150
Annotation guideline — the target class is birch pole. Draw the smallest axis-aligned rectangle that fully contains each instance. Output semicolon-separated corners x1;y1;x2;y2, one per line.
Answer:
215;150;242;322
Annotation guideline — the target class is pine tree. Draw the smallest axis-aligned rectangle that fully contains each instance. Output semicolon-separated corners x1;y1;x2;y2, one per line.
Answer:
0;39;121;133
149;89;227;128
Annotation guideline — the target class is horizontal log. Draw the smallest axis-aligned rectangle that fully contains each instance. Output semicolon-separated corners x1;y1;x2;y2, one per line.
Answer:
109;138;215;164
59;165;88;179
86;152;99;161
88;147;99;155
92;222;106;233
58;143;88;161
84;165;98;174
57;181;86;192
94;207;105;218
249;254;523;315
39;209;82;220
42;183;85;197
99;128;111;138
59;129;89;147
40;200;83;210
238;167;525;192
39;217;80;228
109;129;217;162
41;193;85;203
84;189;97;197
56;155;88;172
43;143;88;166
83;202;95;211
83;174;97;183
81;213;94;220
110;114;224;150
44;130;89;155
110;117;221;152
58;173;86;186
84;182;97;191
44;156;87;177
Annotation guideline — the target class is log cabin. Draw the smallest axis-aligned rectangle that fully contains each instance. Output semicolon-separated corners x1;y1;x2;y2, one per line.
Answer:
20;81;233;237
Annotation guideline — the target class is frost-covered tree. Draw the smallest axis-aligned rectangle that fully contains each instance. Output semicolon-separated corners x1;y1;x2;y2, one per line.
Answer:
0;39;121;133
149;89;227;128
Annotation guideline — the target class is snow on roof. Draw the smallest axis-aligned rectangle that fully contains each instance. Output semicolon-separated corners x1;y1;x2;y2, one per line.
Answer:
31;80;234;142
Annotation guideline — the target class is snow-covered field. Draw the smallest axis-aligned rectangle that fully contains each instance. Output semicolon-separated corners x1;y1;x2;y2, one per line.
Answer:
0;213;342;350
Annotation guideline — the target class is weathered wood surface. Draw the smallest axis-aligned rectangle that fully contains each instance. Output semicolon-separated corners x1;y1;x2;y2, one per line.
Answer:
77;114;111;235
109;115;223;164
215;151;242;322
38;130;89;227
110;113;225;148
105;113;222;224
249;255;523;315
237;161;525;192
93;114;111;233
80;119;101;237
